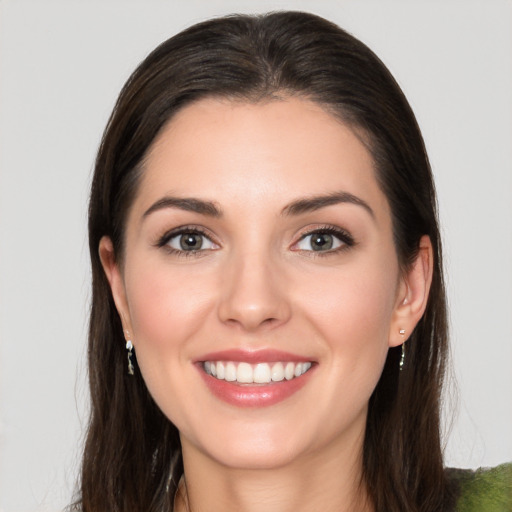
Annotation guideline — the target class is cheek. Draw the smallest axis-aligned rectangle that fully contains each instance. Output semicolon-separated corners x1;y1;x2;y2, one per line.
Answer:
126;262;218;390
300;256;398;379
122;259;220;427
124;260;216;362
304;258;397;334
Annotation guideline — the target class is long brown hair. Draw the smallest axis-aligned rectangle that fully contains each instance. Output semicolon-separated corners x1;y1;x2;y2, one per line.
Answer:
78;11;454;511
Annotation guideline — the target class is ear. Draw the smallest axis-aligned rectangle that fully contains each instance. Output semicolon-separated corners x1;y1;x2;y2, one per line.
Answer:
388;235;433;347
99;236;133;340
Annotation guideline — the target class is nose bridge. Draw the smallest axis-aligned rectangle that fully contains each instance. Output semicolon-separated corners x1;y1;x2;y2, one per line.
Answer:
217;244;290;331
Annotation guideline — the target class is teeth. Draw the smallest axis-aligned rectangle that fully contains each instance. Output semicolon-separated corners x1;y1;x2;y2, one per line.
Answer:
271;362;284;382
225;362;236;382
254;363;271;383
216;361;225;379
285;362;295;380
237;362;253;383
203;360;312;384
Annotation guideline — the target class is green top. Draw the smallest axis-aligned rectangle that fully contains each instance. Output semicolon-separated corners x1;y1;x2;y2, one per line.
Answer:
447;463;512;512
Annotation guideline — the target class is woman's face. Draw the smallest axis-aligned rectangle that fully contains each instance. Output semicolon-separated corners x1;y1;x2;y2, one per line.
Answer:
102;97;422;470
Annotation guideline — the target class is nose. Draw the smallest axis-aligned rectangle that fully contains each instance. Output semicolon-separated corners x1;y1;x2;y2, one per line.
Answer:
217;251;291;332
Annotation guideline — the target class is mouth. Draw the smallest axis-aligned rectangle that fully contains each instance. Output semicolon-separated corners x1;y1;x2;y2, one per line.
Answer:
196;350;316;407
203;360;312;384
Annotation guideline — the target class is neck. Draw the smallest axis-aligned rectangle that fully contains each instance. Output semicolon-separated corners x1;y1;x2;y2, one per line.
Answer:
175;430;372;512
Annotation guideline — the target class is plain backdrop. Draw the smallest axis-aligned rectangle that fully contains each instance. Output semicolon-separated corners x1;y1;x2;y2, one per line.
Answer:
0;1;511;510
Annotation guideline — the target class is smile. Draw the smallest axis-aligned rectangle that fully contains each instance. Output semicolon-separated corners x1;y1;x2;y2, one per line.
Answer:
197;349;316;407
203;361;313;384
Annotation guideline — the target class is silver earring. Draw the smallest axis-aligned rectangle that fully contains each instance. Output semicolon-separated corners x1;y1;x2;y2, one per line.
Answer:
399;329;406;371
126;339;135;375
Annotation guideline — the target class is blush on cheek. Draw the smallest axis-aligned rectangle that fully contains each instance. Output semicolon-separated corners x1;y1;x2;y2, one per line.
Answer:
127;263;215;344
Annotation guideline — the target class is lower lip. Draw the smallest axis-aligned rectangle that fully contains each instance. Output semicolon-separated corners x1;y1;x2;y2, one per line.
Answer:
197;365;314;407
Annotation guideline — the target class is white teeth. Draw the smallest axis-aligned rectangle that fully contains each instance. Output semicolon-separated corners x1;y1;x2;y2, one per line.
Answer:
225;362;237;381
237;362;253;383
203;360;312;384
285;362;295;380
271;362;284;382
254;363;271;383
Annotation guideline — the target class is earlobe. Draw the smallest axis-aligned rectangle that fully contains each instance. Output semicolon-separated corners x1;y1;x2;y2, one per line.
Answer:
389;235;433;347
98;236;132;334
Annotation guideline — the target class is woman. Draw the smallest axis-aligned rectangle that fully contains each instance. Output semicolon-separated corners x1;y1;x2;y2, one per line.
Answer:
77;11;510;512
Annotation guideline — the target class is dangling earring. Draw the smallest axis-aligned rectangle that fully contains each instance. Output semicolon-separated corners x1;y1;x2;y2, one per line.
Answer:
399;329;406;371
126;340;135;375
124;330;135;375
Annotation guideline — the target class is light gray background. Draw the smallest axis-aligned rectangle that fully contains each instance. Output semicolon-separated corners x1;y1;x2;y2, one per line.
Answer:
0;1;511;510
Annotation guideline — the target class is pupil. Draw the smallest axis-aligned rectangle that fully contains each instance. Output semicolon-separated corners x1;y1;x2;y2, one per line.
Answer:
312;233;333;251
180;233;202;250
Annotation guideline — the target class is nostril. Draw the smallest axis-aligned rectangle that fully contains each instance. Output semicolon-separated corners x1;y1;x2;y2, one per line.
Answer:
224;315;277;329
221;309;289;332
216;262;292;330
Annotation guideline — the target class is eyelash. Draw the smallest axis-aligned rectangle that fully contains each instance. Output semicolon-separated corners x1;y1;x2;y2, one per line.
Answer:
155;224;355;258
156;226;218;258
293;225;355;257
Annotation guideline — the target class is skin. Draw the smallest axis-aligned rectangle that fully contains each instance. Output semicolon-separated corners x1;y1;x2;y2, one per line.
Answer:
100;97;433;512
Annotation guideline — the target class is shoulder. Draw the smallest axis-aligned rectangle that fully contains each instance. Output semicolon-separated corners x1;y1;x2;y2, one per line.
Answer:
445;463;512;512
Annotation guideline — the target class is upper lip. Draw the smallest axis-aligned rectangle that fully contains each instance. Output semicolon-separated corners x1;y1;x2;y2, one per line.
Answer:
196;348;314;364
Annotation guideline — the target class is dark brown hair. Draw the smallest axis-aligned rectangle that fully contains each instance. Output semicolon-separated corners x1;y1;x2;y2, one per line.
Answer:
79;11;454;512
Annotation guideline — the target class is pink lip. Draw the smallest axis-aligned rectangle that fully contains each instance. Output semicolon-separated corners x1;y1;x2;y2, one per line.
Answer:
195;349;315;408
197;348;313;364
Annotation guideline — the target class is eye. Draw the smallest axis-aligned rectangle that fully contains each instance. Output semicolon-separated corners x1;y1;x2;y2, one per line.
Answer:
159;228;218;253
293;227;354;253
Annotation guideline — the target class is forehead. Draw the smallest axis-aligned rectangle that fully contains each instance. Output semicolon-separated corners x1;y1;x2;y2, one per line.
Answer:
133;97;389;221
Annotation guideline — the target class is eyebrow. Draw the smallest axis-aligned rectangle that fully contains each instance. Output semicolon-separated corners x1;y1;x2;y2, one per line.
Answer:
143;197;222;218
142;190;374;220
281;191;375;218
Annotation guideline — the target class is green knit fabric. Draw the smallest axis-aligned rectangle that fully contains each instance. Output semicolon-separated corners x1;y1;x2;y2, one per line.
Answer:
447;463;512;512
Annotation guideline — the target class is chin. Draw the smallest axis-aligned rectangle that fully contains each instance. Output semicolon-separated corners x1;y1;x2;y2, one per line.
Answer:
178;407;346;473
187;431;308;471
